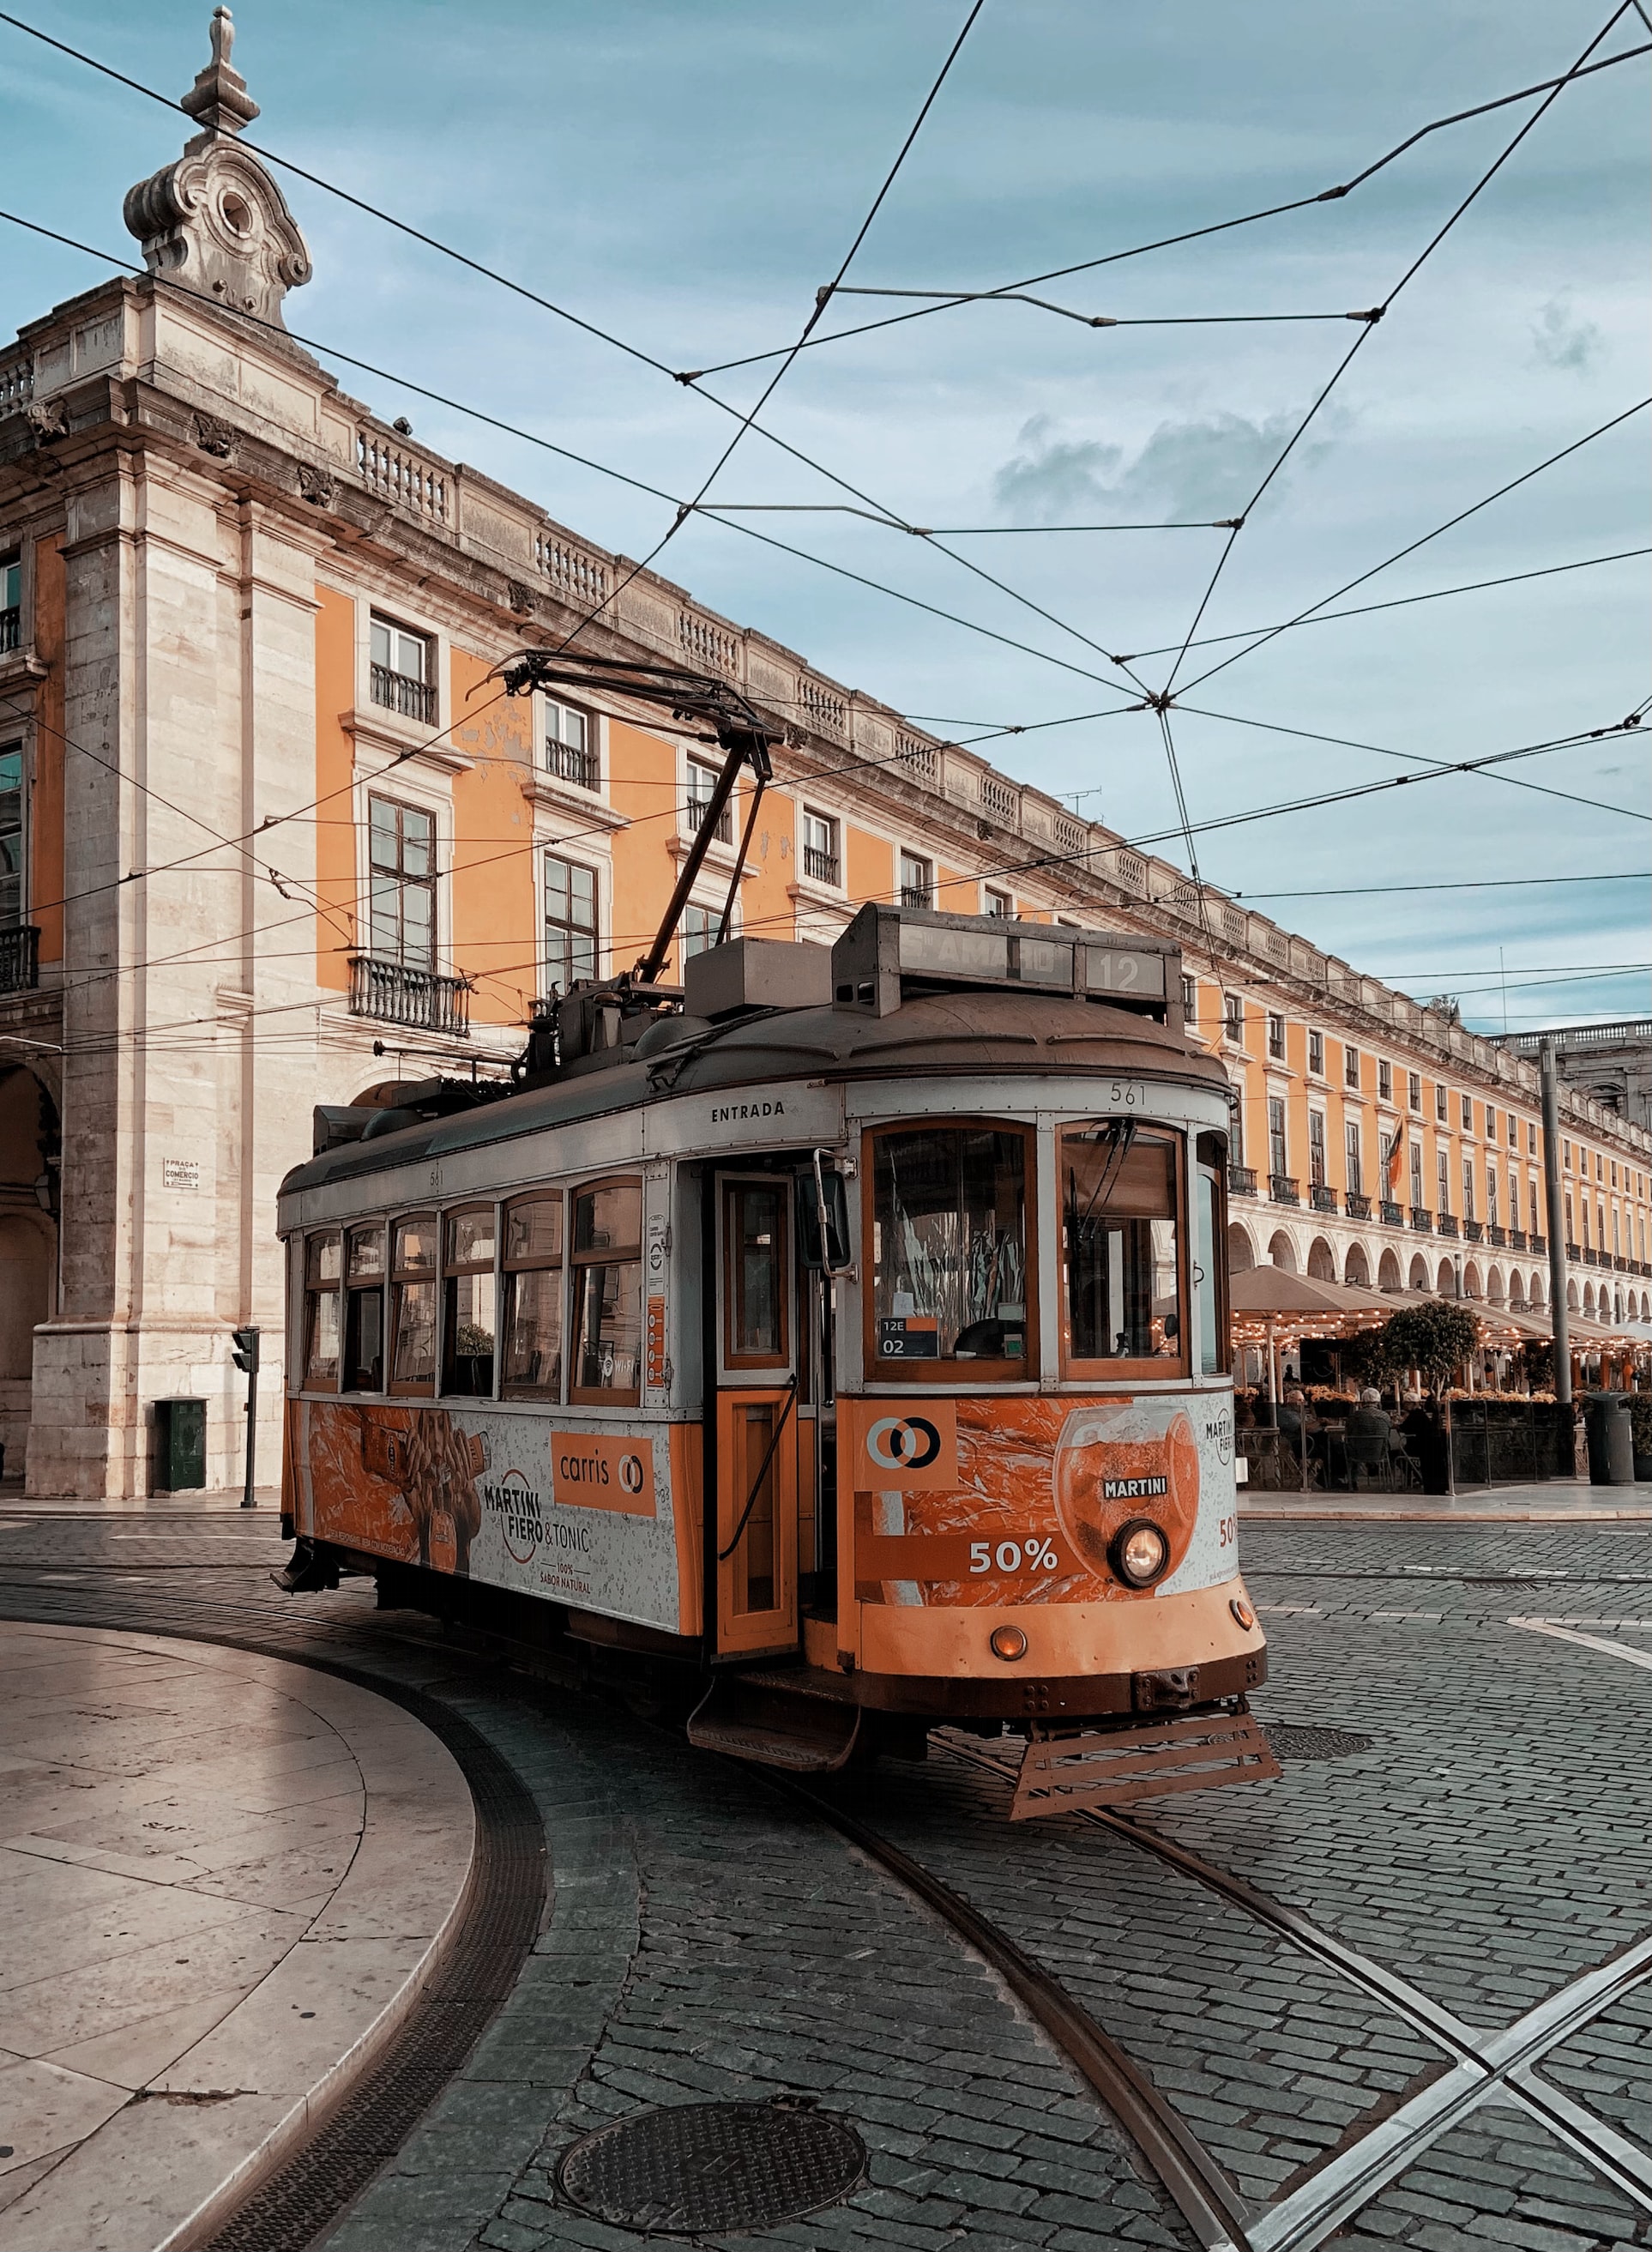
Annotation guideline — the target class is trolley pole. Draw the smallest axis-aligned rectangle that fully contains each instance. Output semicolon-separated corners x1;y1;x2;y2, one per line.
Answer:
232;1327;260;1510
1540;1045;1571;1410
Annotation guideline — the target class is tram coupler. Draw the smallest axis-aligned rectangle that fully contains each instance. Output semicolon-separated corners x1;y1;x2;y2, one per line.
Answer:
270;1537;339;1594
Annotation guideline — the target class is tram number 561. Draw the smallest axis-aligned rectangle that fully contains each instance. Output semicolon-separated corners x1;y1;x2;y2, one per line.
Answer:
1105;1080;1144;1108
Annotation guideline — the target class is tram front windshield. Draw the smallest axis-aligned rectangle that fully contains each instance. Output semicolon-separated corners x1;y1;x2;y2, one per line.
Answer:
871;1126;1028;1365
1063;1123;1181;1362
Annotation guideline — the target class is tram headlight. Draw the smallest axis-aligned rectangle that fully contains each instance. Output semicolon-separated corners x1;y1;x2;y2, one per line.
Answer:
989;1624;1028;1663
1109;1518;1170;1589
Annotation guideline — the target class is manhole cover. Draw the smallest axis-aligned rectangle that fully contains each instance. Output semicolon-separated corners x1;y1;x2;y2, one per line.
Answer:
557;2097;867;2236
1264;1724;1375;1760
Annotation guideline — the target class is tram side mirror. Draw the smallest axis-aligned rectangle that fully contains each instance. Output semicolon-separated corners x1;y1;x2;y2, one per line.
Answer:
800;1156;852;1272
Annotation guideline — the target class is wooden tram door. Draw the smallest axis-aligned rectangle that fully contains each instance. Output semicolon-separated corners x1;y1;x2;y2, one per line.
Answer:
713;1174;800;1656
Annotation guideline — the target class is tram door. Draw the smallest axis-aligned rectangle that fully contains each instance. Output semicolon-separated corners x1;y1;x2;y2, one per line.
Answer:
713;1174;799;1656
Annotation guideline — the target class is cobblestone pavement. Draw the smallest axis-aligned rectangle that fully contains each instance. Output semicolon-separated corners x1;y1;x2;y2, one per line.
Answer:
1;1504;1649;2251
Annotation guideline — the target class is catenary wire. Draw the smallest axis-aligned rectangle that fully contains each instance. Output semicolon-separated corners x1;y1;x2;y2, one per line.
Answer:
681;42;1652;378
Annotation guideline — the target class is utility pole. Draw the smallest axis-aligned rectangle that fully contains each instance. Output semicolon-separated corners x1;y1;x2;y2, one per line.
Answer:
231;1327;260;1510
1540;1045;1571;1409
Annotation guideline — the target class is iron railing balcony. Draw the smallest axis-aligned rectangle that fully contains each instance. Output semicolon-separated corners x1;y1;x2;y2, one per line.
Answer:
1227;1163;1257;1197
684;794;734;845
1565;1241;1579;1261
1380;1199;1404;1226
1310;1183;1338;1214
1410;1207;1434;1232
900;884;933;910
1487;1223;1506;1247
1510;1229;1528;1252
546;738;600;792
1344;1191;1372;1219
1462;1218;1484;1242
802;845;841;886
370;662;437;725
1269;1174;1299;1205
1437;1213;1459;1238
0;607;19;655
1531;1233;1547;1255
347;952;469;1036
0;924;40;994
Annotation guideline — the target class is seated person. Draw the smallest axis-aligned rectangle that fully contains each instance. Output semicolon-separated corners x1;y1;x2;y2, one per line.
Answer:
1275;1386;1317;1438
1346;1387;1394;1448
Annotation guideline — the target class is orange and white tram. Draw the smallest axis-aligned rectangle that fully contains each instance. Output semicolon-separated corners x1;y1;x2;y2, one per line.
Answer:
277;901;1275;1815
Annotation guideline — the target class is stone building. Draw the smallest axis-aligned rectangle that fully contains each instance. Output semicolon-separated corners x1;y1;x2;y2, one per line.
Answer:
1495;1020;1652;1136
1;15;1649;1494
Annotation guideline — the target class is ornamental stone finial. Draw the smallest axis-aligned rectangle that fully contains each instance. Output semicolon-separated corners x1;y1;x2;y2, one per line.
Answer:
179;7;260;140
123;8;311;328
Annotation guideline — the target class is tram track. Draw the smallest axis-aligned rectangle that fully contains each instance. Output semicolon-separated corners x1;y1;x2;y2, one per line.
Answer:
5;1559;1652;2252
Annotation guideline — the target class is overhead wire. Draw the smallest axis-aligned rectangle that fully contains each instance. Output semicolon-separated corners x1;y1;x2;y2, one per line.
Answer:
679;41;1651;377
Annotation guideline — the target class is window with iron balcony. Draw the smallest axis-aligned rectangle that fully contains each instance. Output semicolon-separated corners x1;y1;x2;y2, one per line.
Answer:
899;850;933;910
1181;974;1197;1023
802;809;841;887
545;697;599;791
1378;1060;1393;1102
1224;993;1245;1045
1266;1011;1286;1061
1408;1072;1421;1112
684;756;733;844
1344;1043;1360;1090
369;614;437;725
984;885;1014;919
0;552;20;655
1307;1029;1324;1076
1436;1083;1448;1122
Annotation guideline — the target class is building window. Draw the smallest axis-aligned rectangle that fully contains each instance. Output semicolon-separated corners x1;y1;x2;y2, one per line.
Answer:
1528;1123;1537;1156
571;1180;642;1404
684;756;733;844
1346;1120;1362;1196
1529;1181;1540;1239
545;697;599;791
1266;1012;1286;1061
1225;993;1245;1045
679;901;727;969
1583;1203;1591;1249
1563;1138;1571;1170
1565;1192;1573;1241
1378;1060;1393;1103
984;885;1013;919
1487;1167;1498;1229
1181;974;1197;1022
1436;1083;1448;1122
0;552;19;654
1410;1141;1424;1210
899;851;933;909
502;1194;564;1399
1408;1072;1421;1112
369;796;437;968
1510;1114;1519;1150
544;852;598;993
1486;1107;1497;1142
1309;1110;1326;1187
1268;1096;1287;1179
369;613;436;723
0;742;21;930
1596;1152;1604;1181
1462;1095;1473;1132
442;1207;497;1398
1437;1148;1450;1216
1462;1157;1475;1223
389;1215;438;1395
802;809;841;887
1308;1029;1324;1076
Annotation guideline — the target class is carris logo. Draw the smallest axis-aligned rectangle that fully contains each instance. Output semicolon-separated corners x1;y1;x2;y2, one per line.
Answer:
865;1416;943;1472
618;1452;646;1495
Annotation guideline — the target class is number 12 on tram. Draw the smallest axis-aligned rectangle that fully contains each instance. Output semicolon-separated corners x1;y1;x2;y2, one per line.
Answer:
277;905;1276;1816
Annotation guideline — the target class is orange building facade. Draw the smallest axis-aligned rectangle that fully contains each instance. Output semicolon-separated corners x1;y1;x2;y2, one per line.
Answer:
1;43;1648;1492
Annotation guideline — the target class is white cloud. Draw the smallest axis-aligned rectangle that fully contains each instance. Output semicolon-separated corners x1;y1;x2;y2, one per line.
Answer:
991;406;1345;525
1531;294;1602;374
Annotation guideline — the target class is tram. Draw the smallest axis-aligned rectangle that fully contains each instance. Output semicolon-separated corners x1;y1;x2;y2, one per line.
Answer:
275;656;1275;1816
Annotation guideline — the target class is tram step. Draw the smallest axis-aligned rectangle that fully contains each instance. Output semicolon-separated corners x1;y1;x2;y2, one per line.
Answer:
1010;1702;1281;1820
687;1675;864;1773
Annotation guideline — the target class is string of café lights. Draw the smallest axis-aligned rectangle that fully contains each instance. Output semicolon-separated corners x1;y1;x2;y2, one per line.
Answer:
0;13;1644;1045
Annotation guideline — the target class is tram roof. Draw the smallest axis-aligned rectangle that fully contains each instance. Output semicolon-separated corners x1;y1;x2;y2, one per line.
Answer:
282;985;1228;1202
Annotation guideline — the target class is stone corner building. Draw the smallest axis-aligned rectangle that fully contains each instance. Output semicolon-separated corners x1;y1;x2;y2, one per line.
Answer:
2;14;1649;1496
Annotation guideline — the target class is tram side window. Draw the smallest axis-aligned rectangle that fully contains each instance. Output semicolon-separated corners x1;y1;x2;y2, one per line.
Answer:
443;1207;497;1398
870;1126;1028;1370
389;1215;438;1394
571;1180;642;1404
304;1233;341;1387
343;1227;386;1392
726;1180;789;1368
1061;1124;1183;1370
1193;1132;1229;1378
502;1193;564;1398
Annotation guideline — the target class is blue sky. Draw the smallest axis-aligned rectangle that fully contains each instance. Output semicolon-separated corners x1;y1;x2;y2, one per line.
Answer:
3;0;1647;1031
